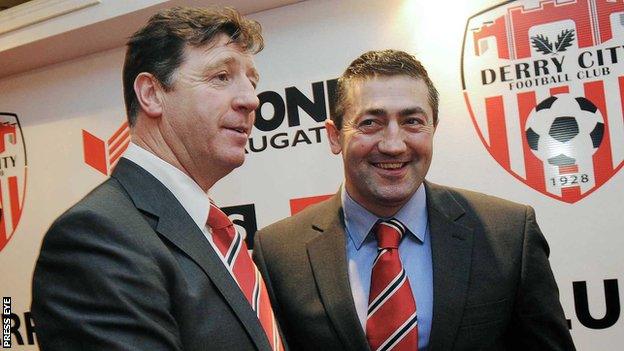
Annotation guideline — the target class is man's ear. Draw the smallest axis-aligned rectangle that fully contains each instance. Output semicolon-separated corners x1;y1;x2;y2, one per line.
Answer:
134;72;164;118
325;119;342;155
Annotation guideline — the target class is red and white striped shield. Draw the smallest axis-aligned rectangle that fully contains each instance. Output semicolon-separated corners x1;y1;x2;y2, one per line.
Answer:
0;112;27;252
462;0;624;203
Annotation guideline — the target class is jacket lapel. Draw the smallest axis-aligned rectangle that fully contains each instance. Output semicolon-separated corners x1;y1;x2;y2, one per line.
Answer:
425;182;474;351
111;158;271;351
305;194;371;351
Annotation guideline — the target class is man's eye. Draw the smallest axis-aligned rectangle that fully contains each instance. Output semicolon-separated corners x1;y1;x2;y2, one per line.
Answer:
405;117;424;125
215;73;229;82
359;119;376;127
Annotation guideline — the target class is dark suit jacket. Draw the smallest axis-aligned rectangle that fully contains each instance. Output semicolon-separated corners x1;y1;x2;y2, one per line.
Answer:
32;158;275;351
253;182;575;351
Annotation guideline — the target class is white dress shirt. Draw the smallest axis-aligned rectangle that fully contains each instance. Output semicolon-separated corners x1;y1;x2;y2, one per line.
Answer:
122;142;232;270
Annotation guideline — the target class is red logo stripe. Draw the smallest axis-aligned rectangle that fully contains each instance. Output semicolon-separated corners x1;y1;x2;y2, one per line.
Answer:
289;194;332;215
108;123;131;172
107;121;129;145
550;86;570;95
8;176;21;231
485;96;510;169
108;137;130;167
585;81;614;188
517;91;546;191
108;127;130;155
618;75;624;159
0;183;6;245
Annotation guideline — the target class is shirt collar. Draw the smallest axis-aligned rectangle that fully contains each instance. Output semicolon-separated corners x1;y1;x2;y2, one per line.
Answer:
342;184;428;250
122;142;210;230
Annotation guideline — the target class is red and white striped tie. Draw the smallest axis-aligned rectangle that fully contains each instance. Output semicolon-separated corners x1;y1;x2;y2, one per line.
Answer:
366;219;418;351
208;203;284;351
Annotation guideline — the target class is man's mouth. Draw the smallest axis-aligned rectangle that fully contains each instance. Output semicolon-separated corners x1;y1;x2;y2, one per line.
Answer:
227;126;249;135
373;162;407;170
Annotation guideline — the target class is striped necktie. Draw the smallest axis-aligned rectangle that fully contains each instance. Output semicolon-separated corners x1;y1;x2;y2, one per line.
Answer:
208;203;284;351
366;218;418;351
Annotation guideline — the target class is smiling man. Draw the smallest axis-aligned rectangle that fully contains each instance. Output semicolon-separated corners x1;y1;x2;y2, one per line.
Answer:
253;50;575;351
32;7;284;351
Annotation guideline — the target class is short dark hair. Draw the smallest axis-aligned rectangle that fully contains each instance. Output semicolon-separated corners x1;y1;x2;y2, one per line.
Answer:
330;49;439;129
123;6;264;126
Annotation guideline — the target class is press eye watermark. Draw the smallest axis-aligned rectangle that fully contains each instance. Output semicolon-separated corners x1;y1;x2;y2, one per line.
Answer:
2;297;10;348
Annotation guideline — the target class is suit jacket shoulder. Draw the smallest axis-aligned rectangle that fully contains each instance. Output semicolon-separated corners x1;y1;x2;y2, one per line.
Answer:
258;193;341;240
33;159;271;351
255;182;575;351
254;194;368;351
425;182;574;350
427;182;529;221
32;175;186;350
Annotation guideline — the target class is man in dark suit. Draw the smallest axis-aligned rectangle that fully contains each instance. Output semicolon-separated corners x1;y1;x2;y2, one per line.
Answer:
253;50;575;350
32;7;284;351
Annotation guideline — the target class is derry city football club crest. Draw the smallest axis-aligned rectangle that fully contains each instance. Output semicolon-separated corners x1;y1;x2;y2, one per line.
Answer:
0;112;27;252
461;0;624;203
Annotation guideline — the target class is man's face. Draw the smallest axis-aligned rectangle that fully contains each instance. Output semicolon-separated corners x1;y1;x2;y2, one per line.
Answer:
326;76;436;217
160;34;259;186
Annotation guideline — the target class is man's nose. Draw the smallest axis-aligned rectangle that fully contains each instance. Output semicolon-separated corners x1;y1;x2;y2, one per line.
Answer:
378;123;407;155
233;80;260;114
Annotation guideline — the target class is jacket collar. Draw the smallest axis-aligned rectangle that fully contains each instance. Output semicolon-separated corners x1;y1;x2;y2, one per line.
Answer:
111;158;273;351
304;181;474;351
306;193;371;351
425;181;474;351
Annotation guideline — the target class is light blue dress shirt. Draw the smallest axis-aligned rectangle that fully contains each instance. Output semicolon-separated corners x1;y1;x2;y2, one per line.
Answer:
342;185;433;350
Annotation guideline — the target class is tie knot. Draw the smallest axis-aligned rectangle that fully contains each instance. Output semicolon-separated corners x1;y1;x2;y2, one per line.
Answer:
207;203;232;230
374;219;405;249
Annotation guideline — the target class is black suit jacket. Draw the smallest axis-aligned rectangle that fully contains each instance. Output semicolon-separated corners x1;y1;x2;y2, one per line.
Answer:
253;182;575;351
32;158;275;350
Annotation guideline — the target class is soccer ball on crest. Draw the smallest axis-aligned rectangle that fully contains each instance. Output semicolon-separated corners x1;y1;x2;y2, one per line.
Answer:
524;94;604;166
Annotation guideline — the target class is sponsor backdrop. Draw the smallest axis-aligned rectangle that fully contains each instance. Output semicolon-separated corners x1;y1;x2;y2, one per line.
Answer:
0;0;622;349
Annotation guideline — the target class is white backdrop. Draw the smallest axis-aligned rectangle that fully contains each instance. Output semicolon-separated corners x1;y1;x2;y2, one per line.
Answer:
0;0;622;349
